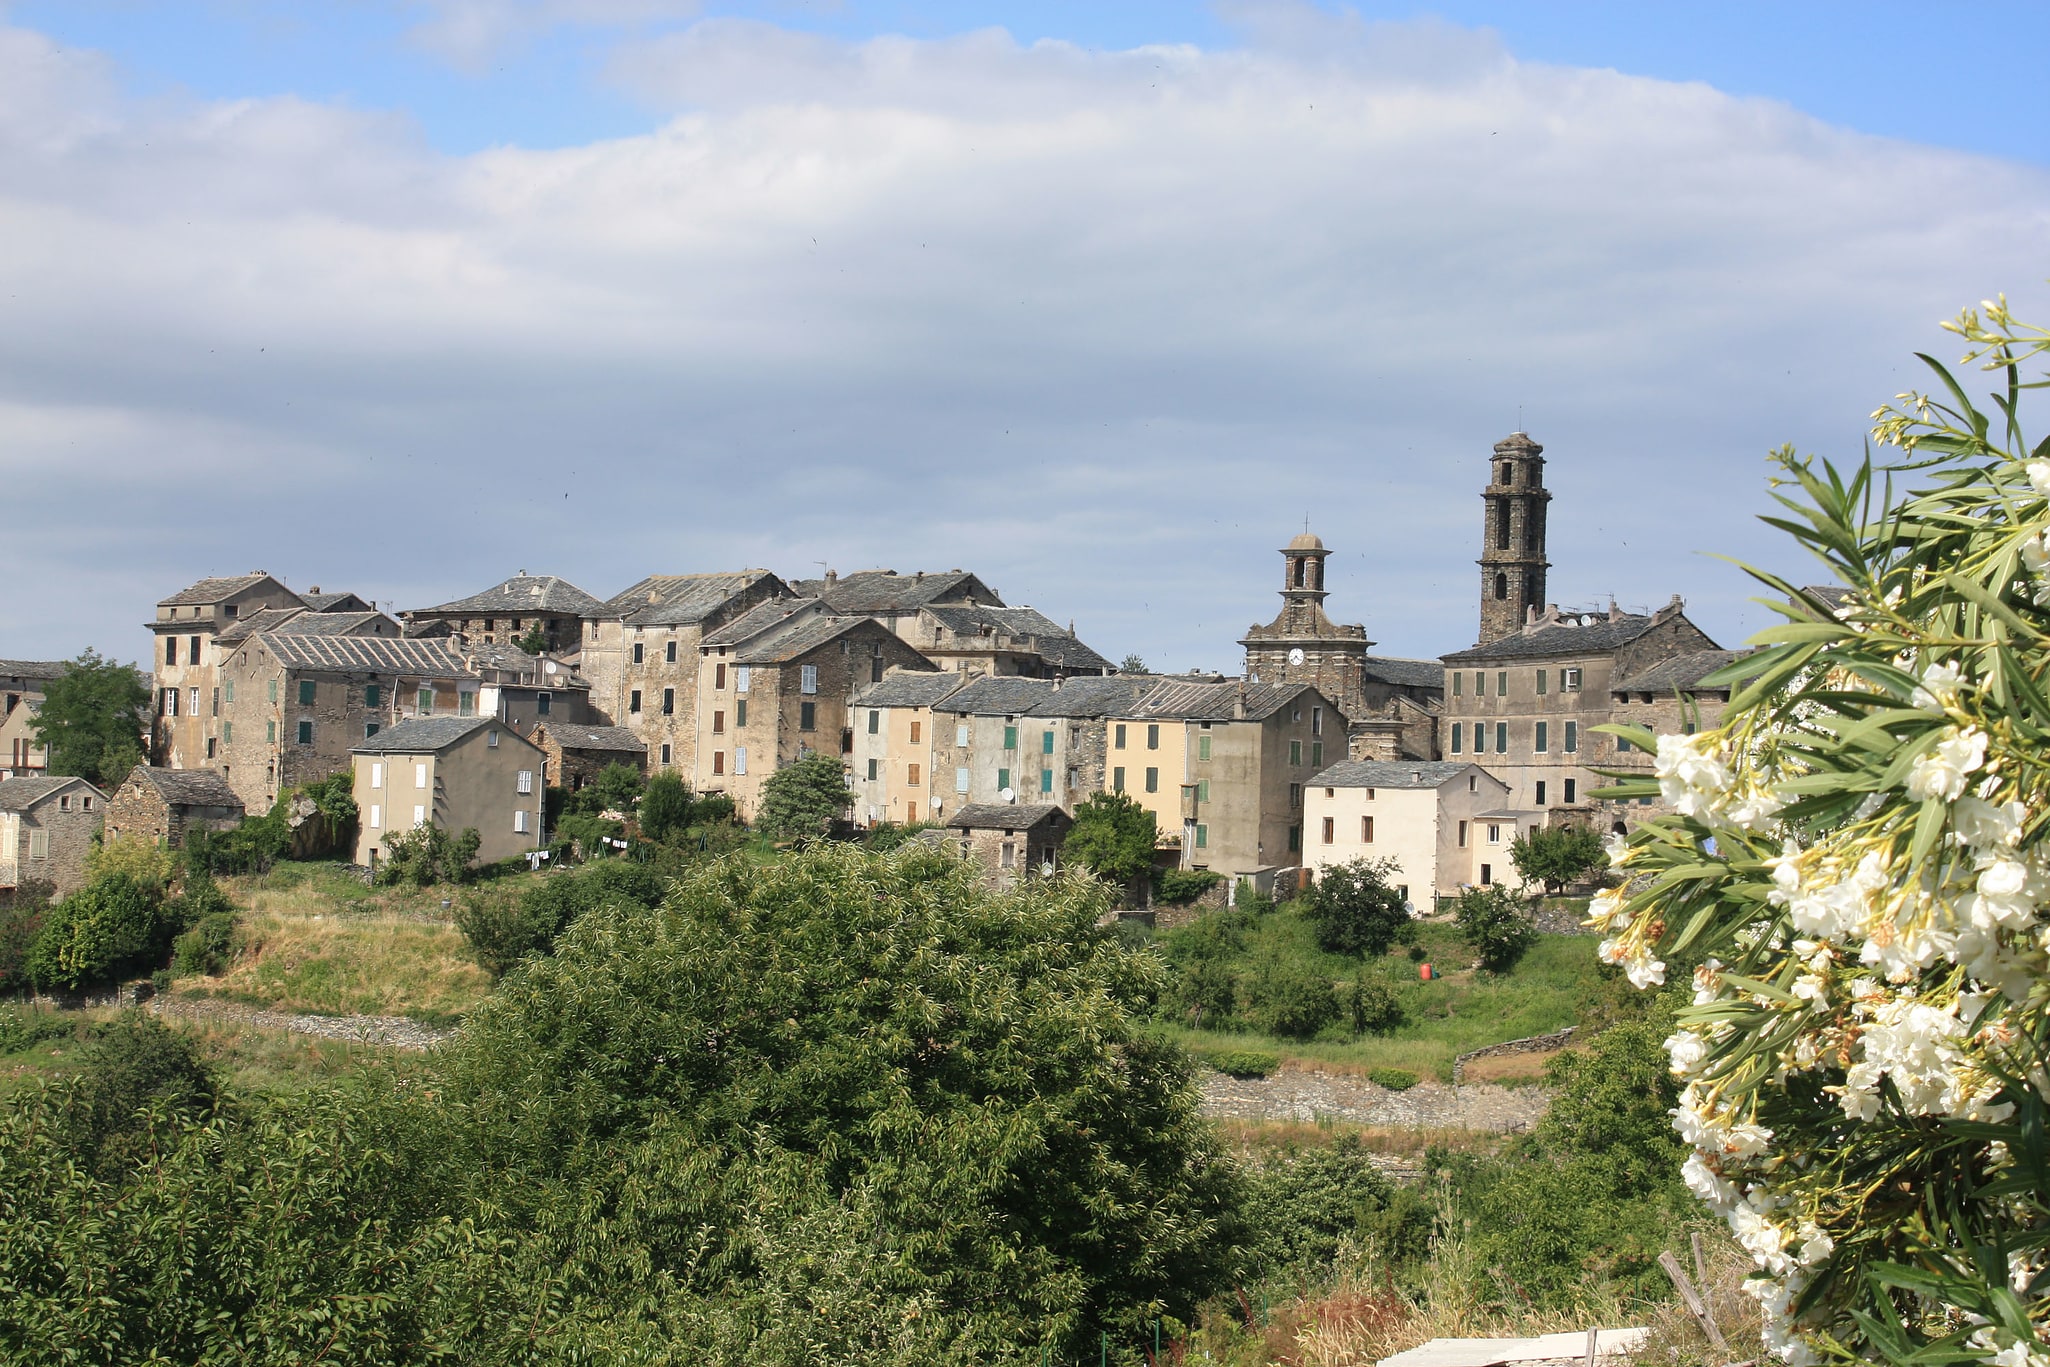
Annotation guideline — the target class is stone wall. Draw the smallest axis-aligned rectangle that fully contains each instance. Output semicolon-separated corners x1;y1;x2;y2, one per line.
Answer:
1452;1025;1577;1083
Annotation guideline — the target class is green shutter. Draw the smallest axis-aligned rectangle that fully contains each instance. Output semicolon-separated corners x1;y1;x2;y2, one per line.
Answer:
365;683;380;707
1195;824;1207;848
1198;735;1211;761
1197;779;1209;802
1041;730;1054;755
1290;740;1302;765
265;721;275;743
1535;721;1547;752
1003;726;1017;750
997;767;1010;791
1040;768;1052;793
299;679;316;705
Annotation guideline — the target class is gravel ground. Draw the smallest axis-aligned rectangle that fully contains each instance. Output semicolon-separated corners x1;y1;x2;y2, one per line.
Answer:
152;996;458;1051
1200;1068;1551;1133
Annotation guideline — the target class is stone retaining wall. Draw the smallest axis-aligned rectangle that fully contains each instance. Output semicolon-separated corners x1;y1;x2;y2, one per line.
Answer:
17;980;156;1011
1452;1025;1576;1083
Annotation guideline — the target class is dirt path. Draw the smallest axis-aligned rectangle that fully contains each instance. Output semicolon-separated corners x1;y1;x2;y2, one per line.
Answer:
152;996;458;1051
1200;1067;1551;1133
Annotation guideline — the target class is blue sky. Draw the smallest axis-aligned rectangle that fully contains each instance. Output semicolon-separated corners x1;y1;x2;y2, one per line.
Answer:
2;1;2047;669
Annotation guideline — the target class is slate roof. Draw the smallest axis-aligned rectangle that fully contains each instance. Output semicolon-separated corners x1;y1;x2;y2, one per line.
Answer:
0;661;68;685
921;605;1114;673
602;571;784;627
158;573;278;608
258;634;472;676
419;574;605;617
935;675;1154;719
1361;656;1446;689
1441;614;1664;664
792;569;998;614
351;716;502;754
948;802;1067;831
301;591;372;612
734;614;891;666
1310;760;1486;790
1611;649;1749;695
853;672;972;709
702;599;828;648
539;724;646;753
0;776;100;811
214;607;307;644
1130;680;1320;722
130;767;243;809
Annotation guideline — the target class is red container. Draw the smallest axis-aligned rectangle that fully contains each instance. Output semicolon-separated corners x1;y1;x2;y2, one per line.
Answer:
1419;963;1434;981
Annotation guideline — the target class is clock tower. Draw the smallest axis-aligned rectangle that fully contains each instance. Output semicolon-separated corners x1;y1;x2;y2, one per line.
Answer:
1240;531;1373;720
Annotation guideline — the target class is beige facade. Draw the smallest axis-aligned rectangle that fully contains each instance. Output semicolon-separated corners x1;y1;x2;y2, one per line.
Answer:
849;671;968;826
1303;760;1522;903
1601;649;1745;828
0;662;63;778
0;776;107;900
926;676;1154;820
149;573;304;772
351;717;544;869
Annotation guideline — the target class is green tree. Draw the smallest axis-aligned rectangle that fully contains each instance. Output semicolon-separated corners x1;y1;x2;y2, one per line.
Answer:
511;622;550;655
590;761;644;815
376;824;481;886
1508;823;1605;895
1453;883;1537;973
638;769;694;843
24;872;176;991
1118;653;1148;674
29;649;148;787
1063;791;1158;885
1302;856;1410;956
754;752;850;839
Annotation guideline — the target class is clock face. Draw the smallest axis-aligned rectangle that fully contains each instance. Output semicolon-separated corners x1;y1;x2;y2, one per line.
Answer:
1287;647;1305;666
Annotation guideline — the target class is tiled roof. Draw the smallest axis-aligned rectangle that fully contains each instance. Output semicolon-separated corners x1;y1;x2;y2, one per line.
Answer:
538;724;646;753
418;574;605;617
1612;649;1750;695
214;607;307;644
1309;760;1486;790
852;672;971;709
258;634;473;677
131;767;243;809
0;775;101;811
791;569;998;613
158;573;279;608
1130;679;1320;722
948;802;1066;830
1442;614;1664;664
1361;656;1445;689
0;660;68;685
351;716;501;754
218;607;391;647
602;571;784;626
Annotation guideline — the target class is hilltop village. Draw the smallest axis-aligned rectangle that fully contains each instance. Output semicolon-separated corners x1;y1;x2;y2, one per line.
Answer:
3;433;1739;904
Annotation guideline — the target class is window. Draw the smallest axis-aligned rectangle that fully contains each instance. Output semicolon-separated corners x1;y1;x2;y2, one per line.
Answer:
955;723;969;747
268;678;279;704
418;688;433;715
1311;741;1323;766
1536;669;1547;695
225;680;236;703
1312;707;1323;736
459;691;476;717
165;688;180;718
364;683;380;708
1068;767;1079;789
1480;863;1493;886
1146;724;1160;750
632;643;644;664
211;687;220;717
1195;824;1208;848
297;720;313;745
1362;815;1374;843
1321;816;1335;844
265;721;275;743
909;720;921;744
1475;671;1485;696
223;722;234;742
1040;768;1053;794
660;743;672;765
368;804;381;829
908;763;922;787
1472;723;1485;753
712;751;725;775
1114;723;1127;749
1451;726;1462;754
189;686;199;716
1289;739;1302;766
514;809;529;834
1488;824;1501;843
1288;825;1301;852
27;830;46;859
866;758;879;780
1564;721;1578;753
299;679;317;705
517;770;533;794
413;804;426;827
904;799;914;821
955;767;969;793
1497;671;1508;695
867;710;880;735
1534;721;1548;753
1617;733;1632;753
1564;778;1577;804
661;688;674;716
1000;840;1015;868
712;710;725;734
736;666;750;693
415;763;428;789
997;767;1011;791
800;702;816;731
1196;779;1210;802
1144;767;1158;793
630;690;642;714
1112;767;1125;793
801;665;818;695
1197;734;1211;761
1536;780;1547;805
713;662;727;689
1289;782;1302;809
166;637;178;666
1457;820;1468;847
735;700;748;727
1561;667;1583;691
371;762;385;789
1495;721;1508;752
1038;729;1053;755
667;641;677;664
1683;721;1697;735
536;691;550;715
1003;725;1018;750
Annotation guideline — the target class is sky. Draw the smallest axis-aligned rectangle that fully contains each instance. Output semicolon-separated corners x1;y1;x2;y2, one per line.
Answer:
3;1;2047;672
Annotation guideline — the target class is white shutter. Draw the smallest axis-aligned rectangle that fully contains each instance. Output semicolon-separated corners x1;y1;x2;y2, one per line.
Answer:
514;809;528;834
955;767;969;793
735;747;748;776
415;763;428;789
800;665;818;695
370;762;384;790
413;804;426;827
517;770;533;794
368;804;381;829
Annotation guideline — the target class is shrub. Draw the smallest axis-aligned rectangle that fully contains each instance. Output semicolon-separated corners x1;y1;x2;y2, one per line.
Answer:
1302;857;1411;956
456;859;670;977
25;873;175;992
1156;869;1223;904
1345;974;1405;1035
171;912;238;977
1509;823;1606;895
376;825;481;887
0;1006;77;1055
1366;1067;1418;1091
1242;961;1340;1039
1453;884;1537;973
1233;878;1275;915
1241;1134;1396;1274
862;821;940;853
0;885;52;993
638;771;693;843
1207;1049;1279;1078
755;753;851;840
1063;791;1159;885
692;793;736;826
86;835;177;895
57;1009;218;1177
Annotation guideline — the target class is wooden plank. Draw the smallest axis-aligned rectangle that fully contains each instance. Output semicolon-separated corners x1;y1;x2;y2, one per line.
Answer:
1659;1250;1729;1354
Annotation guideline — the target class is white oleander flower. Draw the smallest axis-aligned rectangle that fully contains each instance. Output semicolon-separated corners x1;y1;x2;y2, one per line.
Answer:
1907;727;1988;804
1913;660;1965;710
1954;796;2026;851
2030;458;2050;495
1727;786;1788;831
1656;732;1734;821
1666;1028;1709;1079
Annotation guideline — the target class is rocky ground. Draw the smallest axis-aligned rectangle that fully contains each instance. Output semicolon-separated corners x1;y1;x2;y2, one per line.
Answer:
152;996;458;1051
1200;1068;1551;1133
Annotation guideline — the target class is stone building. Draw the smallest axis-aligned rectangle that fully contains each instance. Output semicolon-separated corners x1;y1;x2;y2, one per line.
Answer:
529;722;648;795
579;571;790;773
0;660;64;778
908;604;1114;679
103;767;245;849
692;601;939;820
352;717;545;870
0;776;106;900
1478;433;1552;646
403;573;605;655
946;804;1072;890
929;675;1156;819
789;568;1000;636
459;643;598;737
148;573;306;772
848;670;970;827
1303;760;1519;903
1602;649;1749;827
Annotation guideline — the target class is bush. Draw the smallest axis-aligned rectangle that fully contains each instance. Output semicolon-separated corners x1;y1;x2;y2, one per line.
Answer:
171;912;238;977
1241;1134;1396;1274
754;753;850;840
57;1009;218;1177
1345;973;1405;1035
1453;884;1537;973
1242;961;1340;1039
1063;791;1159;885
456;859;671;977
638;771;693;843
861;821;940;853
0;1006;77;1055
1366;1067;1418;1091
1509;823;1606;895
376;824;481;887
1302;857;1411;957
1207;1049;1279;1078
1155;869;1223;904
1234;878;1275;915
0;885;52;993
25;873;176;991
692;793;736;826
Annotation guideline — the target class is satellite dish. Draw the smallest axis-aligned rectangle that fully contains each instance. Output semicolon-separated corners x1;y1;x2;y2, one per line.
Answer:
1000;787;1016;803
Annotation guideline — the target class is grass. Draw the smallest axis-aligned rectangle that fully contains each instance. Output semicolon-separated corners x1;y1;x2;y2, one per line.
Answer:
1153;903;1606;1083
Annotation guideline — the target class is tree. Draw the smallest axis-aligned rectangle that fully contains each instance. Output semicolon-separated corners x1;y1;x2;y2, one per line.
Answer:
511;622;550;655
24;872;176;991
1063;791;1158;886
1118;653;1148;674
638;770;693;843
1301;856;1410;956
1509;823;1605;895
589;761;644;815
376;824;481;886
1452;883;1536;972
29;649;148;787
754;752;850;839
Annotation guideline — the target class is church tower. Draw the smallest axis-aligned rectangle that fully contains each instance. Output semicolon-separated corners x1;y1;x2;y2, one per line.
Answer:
1478;433;1552;645
1241;531;1370;719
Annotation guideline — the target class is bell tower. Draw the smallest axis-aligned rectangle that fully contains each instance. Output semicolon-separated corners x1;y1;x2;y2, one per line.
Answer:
1277;531;1332;633
1478;432;1552;644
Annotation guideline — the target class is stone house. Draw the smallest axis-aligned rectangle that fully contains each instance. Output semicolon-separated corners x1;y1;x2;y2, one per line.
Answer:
351;717;545;870
946;803;1072;890
1303;760;1521;904
848;670;971;826
1602;649;1750;828
148;572;305;772
692;602;939;820
403;573;605;655
529;722;648;795
0;776;106;900
929;675;1155;819
213;632;476;817
579;571;791;773
1112;680;1340;882
0;661;63;778
103;767;246;849
459;643;598;737
906;604;1114;679
788;568;1000;640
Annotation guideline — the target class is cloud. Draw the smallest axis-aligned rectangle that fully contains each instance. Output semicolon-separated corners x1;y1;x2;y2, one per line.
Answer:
404;0;702;71
1;10;2047;672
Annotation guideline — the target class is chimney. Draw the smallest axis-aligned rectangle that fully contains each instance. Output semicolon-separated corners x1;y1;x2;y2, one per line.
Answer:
308;585;321;594
1608;598;1623;623
1234;678;1249;720
824;569;838;587
915;570;925;583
